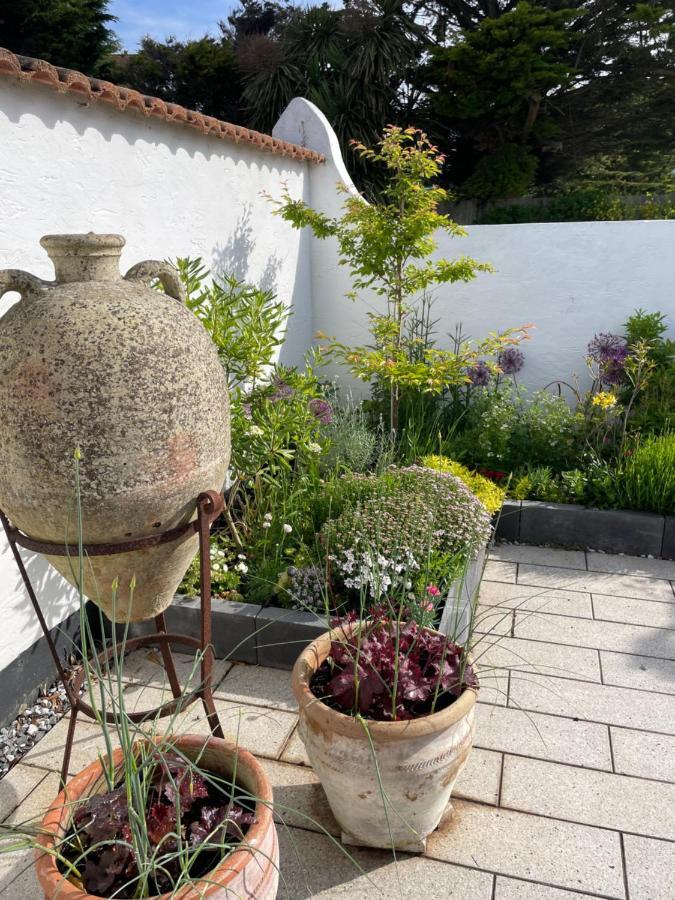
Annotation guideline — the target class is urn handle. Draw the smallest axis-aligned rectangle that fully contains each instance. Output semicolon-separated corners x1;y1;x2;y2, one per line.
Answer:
0;269;51;301
124;261;186;304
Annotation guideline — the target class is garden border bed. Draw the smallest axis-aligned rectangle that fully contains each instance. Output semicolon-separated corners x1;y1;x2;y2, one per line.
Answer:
127;550;487;670
496;499;675;560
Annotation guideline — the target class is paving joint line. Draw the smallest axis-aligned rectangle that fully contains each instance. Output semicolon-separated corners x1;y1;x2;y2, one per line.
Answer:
607;725;616;774
619;832;631;900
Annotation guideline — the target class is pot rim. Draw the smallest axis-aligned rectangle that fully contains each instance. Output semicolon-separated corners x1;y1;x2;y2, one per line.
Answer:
291;624;477;743
34;733;275;899
40;233;125;254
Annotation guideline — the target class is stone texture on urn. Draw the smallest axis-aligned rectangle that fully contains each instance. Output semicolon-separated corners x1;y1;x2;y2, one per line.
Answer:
0;233;230;622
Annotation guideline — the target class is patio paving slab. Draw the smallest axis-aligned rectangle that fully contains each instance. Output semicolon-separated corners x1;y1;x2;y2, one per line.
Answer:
0;764;47;822
623;834;675;900
425;799;624;897
475;703;612;771
517;565;674;603
509;671;675;733
173;696;297;759
215;662;299;711
18;716;105;776
494;875;607;899
500;754;675;841
513;611;675;658
599;649;675;693
586;551;675;581
0;850;38;897
609;727;675;782
592;593;675;629
276;826;494;899
479;580;594;618
474;634;602;682
2;547;674;898
490;546;587;570
474;606;514;636
120;647;232;689
483;560;517;583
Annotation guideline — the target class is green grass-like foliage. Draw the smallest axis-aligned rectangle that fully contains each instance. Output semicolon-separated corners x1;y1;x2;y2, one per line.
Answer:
615;433;675;515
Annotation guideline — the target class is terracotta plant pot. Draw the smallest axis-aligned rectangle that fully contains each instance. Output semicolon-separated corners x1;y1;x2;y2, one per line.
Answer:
35;734;279;899
0;234;230;621
291;628;477;852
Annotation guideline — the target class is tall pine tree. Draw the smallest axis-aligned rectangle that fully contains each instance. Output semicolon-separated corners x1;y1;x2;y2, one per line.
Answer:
0;0;119;73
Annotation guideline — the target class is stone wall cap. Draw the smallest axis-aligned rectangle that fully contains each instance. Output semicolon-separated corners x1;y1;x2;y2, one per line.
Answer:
0;47;325;165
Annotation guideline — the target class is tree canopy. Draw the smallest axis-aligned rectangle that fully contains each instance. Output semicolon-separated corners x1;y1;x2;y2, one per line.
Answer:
0;0;119;73
1;0;673;201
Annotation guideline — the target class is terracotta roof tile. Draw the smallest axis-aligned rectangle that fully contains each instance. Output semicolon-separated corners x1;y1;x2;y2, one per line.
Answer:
0;47;325;164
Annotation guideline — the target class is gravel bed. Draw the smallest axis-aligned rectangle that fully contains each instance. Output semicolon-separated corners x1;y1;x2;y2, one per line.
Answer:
0;676;75;778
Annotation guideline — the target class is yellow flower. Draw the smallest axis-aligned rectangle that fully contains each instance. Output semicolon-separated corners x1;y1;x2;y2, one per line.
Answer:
592;392;617;410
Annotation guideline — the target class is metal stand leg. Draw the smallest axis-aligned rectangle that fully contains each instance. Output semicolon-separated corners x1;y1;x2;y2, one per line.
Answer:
154;612;182;699
61;707;78;786
0;491;226;780
197;492;224;739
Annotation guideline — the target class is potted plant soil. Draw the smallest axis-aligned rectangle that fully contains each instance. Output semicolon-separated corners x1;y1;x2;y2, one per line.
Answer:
291;610;479;852
31;732;278;899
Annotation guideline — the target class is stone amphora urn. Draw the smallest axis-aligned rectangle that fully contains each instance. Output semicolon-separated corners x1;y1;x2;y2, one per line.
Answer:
0;234;230;622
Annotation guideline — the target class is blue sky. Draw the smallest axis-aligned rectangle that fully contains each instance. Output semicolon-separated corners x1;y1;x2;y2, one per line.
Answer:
109;1;236;50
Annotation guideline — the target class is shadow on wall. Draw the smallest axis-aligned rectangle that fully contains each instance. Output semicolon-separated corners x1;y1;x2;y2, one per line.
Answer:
3;543;78;645
1;82;296;177
212;205;283;294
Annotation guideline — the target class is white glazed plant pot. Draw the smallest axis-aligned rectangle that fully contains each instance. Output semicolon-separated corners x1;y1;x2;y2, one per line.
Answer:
291;627;478;852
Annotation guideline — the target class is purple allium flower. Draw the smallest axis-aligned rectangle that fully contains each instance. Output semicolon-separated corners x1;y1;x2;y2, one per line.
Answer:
309;398;334;424
587;333;628;385
587;332;626;362
467;361;491;387
497;347;524;375
270;376;294;401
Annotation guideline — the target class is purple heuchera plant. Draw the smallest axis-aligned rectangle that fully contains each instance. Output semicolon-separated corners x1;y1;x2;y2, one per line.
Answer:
497;347;524;375
322;611;478;721
70;752;254;895
587;332;628;385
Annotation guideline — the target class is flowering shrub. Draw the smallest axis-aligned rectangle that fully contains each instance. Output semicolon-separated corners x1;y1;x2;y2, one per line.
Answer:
311;611;478;721
324;466;491;599
455;384;581;472
421;455;505;514
230;363;332;480
180;534;242;599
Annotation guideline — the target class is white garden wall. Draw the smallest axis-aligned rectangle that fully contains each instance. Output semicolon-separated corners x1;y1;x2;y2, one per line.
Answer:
0;77;314;673
1;80;674;683
276;99;675;398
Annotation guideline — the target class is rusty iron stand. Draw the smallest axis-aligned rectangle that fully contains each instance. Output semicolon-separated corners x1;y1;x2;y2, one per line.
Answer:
0;490;225;784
